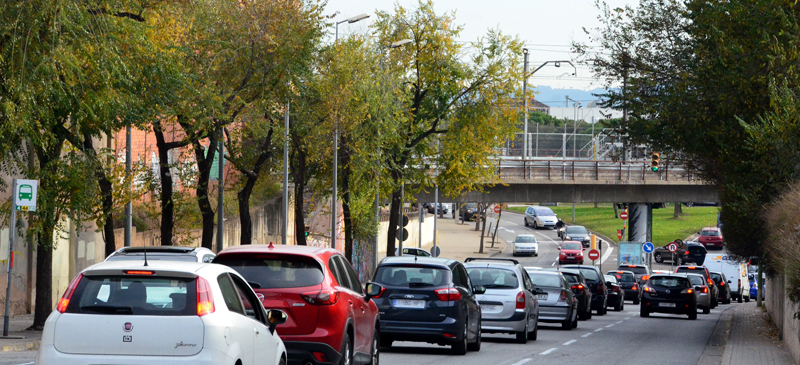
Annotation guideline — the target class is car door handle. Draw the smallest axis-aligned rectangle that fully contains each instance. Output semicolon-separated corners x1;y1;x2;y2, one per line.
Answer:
349;300;353;306
255;328;260;336
361;305;365;313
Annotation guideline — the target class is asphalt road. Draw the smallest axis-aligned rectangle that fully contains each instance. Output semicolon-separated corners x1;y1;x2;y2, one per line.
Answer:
382;212;729;365
0;352;34;365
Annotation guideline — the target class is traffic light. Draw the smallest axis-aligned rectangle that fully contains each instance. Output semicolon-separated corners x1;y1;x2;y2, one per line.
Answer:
304;225;310;237
651;152;660;172
396;214;409;242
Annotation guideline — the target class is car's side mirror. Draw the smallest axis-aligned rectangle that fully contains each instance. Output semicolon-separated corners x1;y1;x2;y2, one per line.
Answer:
582;248;586;251
267;309;287;333
365;282;385;299
248;281;262;289
535;288;545;295
473;286;486;295
557;247;561;250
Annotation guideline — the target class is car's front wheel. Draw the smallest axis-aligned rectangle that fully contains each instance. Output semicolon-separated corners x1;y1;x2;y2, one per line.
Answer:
368;329;380;365
654;253;663;263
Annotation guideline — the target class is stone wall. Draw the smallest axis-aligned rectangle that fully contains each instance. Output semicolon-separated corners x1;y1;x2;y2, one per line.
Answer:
766;275;800;364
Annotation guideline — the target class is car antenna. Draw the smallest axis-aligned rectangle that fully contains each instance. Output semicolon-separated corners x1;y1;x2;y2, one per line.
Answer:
143;238;149;267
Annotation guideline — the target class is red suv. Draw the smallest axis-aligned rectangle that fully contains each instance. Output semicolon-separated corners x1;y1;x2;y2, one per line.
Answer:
214;244;382;365
698;227;723;249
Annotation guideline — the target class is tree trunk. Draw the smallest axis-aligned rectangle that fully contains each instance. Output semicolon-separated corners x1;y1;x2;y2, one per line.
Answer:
29;230;53;330
291;145;308;246
492;210;502;248
339;135;354;262
613;203;619;218
237;176;257;245
153;123;175;246
386;186;402;257
674;202;682;217
79;132;116;255
193;136;217;251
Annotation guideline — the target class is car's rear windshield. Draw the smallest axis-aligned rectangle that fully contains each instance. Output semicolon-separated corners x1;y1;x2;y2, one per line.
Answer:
515;236;537;243
620;266;648;275
561;273;580;283
701;230;720;236
574;268;600;282
529;273;562;288
676;267;706;278
467;268;519;289
535;208;555;216
610;272;635;282
650;276;691;288
106;254;198;262
604;275;617;284
687;275;705;286
710;273;722;281
565;226;587;234
66;275;196;316
214;254;324;289
562;242;582;250
374;266;451;287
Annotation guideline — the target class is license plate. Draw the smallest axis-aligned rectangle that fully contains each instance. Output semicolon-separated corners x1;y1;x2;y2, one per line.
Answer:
393;299;425;309
536;294;548;300
481;304;502;312
659;302;676;307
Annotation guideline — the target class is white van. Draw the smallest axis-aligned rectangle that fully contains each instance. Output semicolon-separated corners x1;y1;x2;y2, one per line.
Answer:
705;254;750;303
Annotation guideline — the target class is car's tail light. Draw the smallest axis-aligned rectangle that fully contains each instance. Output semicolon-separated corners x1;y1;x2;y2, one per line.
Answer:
707;278;714;286
643;285;656;293
571;284;584;291
681;288;694;294
124;270;155;275
611;286;619;293
738;279;742;289
301;290;340;305
702;286;708;293
642;275;650;281
559;290;567;301
684;251;690;255
719;281;725;286
435;288;462;301
313;352;329;362
516;291;526;309
196;277;216;316
688;266;696;269
631;285;638;290
57;273;84;313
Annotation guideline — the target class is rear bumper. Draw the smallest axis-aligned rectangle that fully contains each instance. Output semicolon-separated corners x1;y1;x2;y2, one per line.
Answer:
642;295;695;315
480;310;528;333
538;304;570;322
284;341;341;365
590;294;606;310
380;317;464;344
696;293;711;309
36;345;234;365
606;293;623;306
624;290;640;301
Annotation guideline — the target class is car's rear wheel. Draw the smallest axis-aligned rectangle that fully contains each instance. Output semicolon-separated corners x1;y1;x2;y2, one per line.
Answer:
738;294;743;303
703;306;710;314
579;306;588;320
745;295;750;303
523;218;529;227
723;295;731;305
586;306;593;319
617;300;623;312
452;323;468;355
516;322;528;343
640;306;649;317
562;313;573;330
468;325;481;351
654;253;663;263
571;311;579;328
528;321;538;341
340;333;353;365
689;310;698;320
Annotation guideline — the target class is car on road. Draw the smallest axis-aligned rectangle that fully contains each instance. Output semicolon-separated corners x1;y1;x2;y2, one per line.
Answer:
749;274;764;301
562;265;608;315
424;203;448;215
465;258;539;343
458;203;479;222
526;270;578;330
562;226;591;247
653;241;707;265
558;241;585;265
607;270;640;304
686;273;713;314
370;256;483;355
675;265;718;309
641;274;698;320
523;206;558;229
552;268;593;320
37;260;288;365
710;271;732;305
395;247;431;257
698;227;724;250
603;275;625;311
512;235;539;257
617;264;651;284
105;246;216;263
213;245;381;365
706;254;749;303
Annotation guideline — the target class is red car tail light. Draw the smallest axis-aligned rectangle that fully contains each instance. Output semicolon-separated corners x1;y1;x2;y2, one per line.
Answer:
738;279;742;289
57;273;84;313
196;276;216;316
643;286;656;293
559;290;567;301
719;281;725;286
571;284;584;291
301;290;340;305
435;288;462;301
681;288;694;294
684;251;690;255
124;270;155;275
516;291;526;309
597;283;603;292
707;278;714;286
631;285;638;290
313;352;329;362
642;275;650;281
701;286;708;293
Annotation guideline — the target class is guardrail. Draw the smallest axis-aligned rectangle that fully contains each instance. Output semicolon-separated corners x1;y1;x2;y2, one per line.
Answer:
495;159;699;182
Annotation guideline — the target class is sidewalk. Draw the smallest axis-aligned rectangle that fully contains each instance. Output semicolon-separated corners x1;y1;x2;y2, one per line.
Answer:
720;302;794;365
0;314;41;352
418;217;507;262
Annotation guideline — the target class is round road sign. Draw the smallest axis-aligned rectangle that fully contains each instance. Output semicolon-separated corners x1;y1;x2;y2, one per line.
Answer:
617;230;623;240
494;206;501;214
588;249;600;261
642;242;655;253
667;242;678;253
620;211;628;220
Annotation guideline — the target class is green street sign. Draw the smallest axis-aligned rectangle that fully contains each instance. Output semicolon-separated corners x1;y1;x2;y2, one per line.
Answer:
13;179;38;212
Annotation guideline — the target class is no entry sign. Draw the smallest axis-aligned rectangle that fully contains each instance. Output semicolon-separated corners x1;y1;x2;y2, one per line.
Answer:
494;206;501;214
617;230;623;240
588;249;600;261
620;211;628;220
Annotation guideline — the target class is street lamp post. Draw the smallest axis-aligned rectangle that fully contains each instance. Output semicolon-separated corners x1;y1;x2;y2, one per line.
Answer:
332;13;369;249
521;54;577;159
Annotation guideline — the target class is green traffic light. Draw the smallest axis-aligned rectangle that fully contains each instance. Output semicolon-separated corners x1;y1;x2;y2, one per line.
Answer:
652;166;658;172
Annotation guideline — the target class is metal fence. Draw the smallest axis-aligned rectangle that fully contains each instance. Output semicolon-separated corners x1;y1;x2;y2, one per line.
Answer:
494;159;698;182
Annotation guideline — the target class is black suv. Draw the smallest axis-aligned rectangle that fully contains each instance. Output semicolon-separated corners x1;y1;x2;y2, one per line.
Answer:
548;268;592;320
653;240;707;265
618;264;651;284
675;265;719;309
562;265;608;315
640;274;698;320
370;256;484;355
607;270;641;304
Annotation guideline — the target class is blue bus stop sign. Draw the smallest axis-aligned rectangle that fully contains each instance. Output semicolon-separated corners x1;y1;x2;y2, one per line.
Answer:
642;242;654;253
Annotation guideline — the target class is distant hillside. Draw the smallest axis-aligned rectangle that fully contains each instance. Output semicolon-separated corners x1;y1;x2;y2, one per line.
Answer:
531;85;609;107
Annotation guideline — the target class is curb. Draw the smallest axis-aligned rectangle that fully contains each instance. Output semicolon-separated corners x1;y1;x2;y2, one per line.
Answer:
697;305;735;365
1;340;39;352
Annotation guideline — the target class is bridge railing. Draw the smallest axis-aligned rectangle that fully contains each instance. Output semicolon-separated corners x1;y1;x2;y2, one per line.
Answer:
495;159;699;182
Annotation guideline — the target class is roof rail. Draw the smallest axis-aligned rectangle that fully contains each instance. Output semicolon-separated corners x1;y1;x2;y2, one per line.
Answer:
464;257;519;265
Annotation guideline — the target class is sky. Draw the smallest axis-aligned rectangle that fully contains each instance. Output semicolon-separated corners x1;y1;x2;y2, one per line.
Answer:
324;0;633;91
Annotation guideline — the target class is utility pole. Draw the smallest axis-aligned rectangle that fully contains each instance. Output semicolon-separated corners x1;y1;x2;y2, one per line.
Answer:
124;126;132;247
282;100;289;245
522;49;530;159
216;127;224;252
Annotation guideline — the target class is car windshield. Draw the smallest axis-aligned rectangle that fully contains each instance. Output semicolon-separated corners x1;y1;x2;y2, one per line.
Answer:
687;275;705;286
565;226;587;234
610;272;635;282
515;236;537;243
620;266;648;275
561;273;580;283
650;276;691;288
562;242;582;250
535;208;555;216
701;230;720;236
467;268;519;289
604;275;617;284
529;273;562;288
67;275;195;316
570;268;599;282
213;254;324;289
106;254;198;262
374;266;451;287
710;273;722;282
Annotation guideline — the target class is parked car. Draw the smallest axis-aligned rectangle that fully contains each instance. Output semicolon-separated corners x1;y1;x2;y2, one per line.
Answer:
562;226;591;247
686;273;713;314
641;274;698;320
558;241;585;265
465;258;539;343
526;270;578;330
458;203;479;222
749;273;764;302
561;265;608;315
37;260;288;365
607;270;640;304
370;256;483;355
603;275;625;312
424;203;448;215
105;246;216;263
675;265;718;309
549;268;593;320
213;245;381;365
653;240;707;265
698;227;724;250
512;235;539;257
710;271;732;305
523;206;558;229
617;264;651;284
395;247;431;257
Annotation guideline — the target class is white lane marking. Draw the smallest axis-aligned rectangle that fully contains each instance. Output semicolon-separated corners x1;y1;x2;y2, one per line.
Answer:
594;328;603;332
551;262;556;266
582;332;593;337
616;320;623;324
600;239;614;264
605;324;615;328
540;348;558;355
563;339;577;346
499;227;516;233
509;359;531;365
16;363;34;365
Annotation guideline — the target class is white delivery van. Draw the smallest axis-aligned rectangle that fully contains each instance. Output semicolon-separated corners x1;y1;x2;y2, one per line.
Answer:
705;254;750;303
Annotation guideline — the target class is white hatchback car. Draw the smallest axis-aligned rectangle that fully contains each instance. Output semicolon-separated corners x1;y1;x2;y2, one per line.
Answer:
36;260;287;365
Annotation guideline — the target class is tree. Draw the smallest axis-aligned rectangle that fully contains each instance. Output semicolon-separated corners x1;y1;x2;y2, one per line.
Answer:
373;0;524;257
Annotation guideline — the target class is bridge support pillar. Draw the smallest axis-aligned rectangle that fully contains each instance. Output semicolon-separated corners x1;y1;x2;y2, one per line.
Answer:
627;203;653;243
